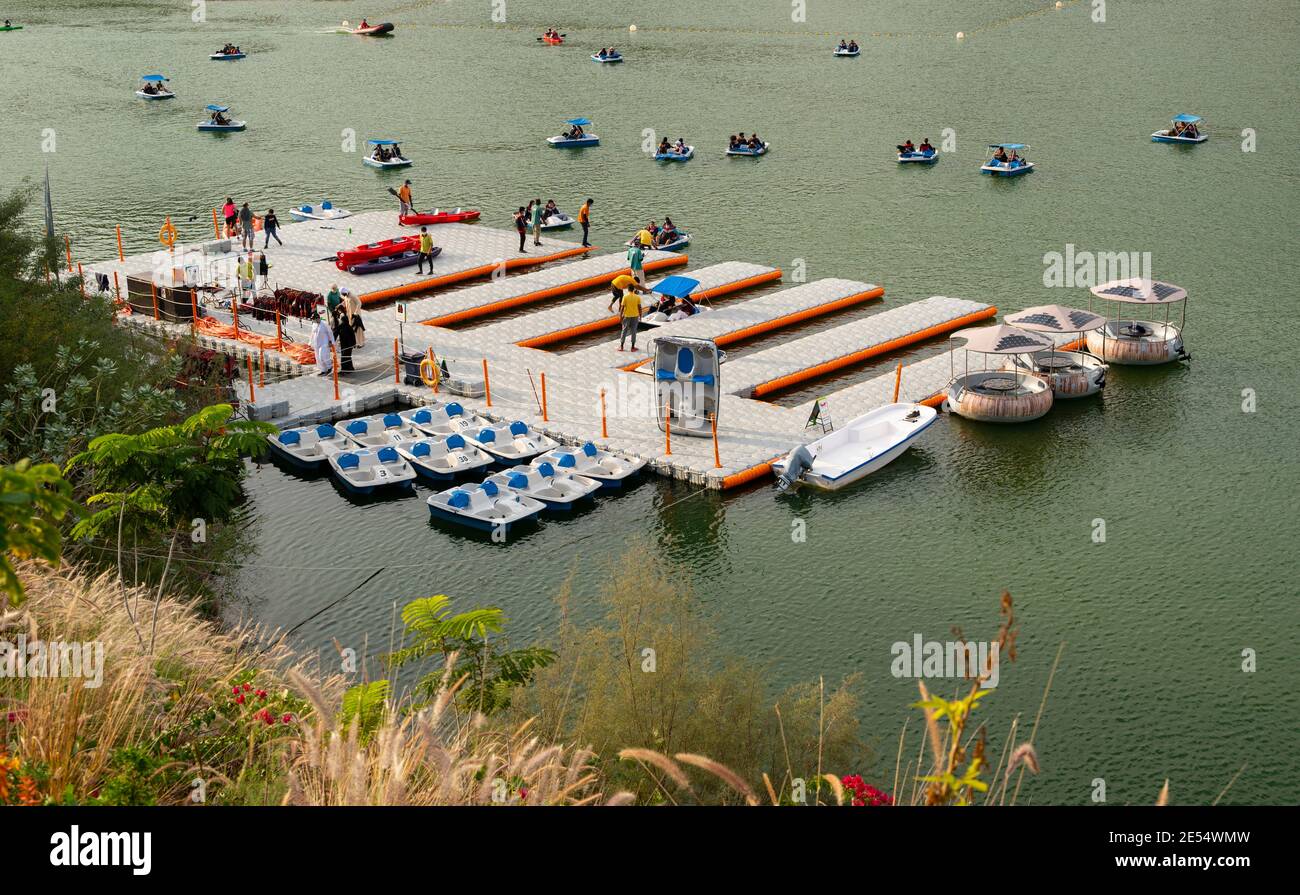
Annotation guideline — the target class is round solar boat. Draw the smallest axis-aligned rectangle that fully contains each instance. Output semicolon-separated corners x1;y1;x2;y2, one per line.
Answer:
1085;278;1189;365
1002;305;1109;398
945;325;1056;423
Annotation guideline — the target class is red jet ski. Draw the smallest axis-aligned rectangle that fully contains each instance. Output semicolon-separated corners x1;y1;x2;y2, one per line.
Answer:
399;208;481;226
335;236;419;270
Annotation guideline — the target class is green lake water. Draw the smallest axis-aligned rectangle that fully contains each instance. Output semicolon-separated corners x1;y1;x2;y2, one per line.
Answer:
3;0;1297;804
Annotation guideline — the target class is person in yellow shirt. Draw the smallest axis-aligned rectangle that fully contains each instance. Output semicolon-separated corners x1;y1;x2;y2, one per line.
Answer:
577;198;593;247
607;274;648;351
635;227;653;248
416;226;435;274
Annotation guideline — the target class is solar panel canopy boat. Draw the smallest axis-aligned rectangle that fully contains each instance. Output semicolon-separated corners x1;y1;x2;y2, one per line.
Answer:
1002;305;1109;398
945;325;1056;422
1085;278;1190;364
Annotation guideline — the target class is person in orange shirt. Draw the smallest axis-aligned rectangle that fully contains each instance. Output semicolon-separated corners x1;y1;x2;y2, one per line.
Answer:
397;180;413;220
577;198;593;247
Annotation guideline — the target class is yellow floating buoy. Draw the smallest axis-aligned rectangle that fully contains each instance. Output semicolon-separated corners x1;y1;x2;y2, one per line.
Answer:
956;31;966;40
629;24;637;32
1055;1;1063;7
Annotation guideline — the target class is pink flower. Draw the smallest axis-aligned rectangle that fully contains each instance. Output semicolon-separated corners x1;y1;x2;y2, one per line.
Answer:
235;693;245;704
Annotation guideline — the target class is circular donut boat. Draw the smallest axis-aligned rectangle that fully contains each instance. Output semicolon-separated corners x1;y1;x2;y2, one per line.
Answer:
944;324;1058;423
1086;278;1189;365
1002;304;1109;398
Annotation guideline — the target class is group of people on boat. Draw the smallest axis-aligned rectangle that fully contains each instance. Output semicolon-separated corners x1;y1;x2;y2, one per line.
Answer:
217;44;241;55
562;122;586;139
634;217;681;249
649;292;699;321
140;80;168;95
989;145;1022;165
897;138;936;155
210;108;233;125
837;39;860;52
1165;120;1201;138
656;137;689;156
372;143;405;162
595;47;621;58
729;132;764;151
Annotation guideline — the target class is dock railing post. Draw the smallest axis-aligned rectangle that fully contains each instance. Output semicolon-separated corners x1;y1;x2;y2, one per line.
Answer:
274;306;282;349
664;403;672;456
541;373;548;422
231;289;239;334
190;287;199;334
482;357;492;407
212;209;220;240
65;236;72;272
893;362;903;403
246;354;256;405
77;263;85;298
600;387;608;438
711;413;721;468
258;347;266;387
112;270;121;302
393;338;400;384
149;280;159;319
115;225;125;262
331;346;340;401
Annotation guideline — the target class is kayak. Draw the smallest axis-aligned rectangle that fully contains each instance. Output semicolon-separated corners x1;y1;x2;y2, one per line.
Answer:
655;146;694;161
399;208;481;226
336;237;420;270
346;249;435;275
210;52;245;60
542;35;564;45
0;25;23;31
289;201;351;222
591;53;622;63
341;23;394;36
726;141;769;156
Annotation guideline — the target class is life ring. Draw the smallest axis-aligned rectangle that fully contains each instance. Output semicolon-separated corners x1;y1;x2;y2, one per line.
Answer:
419;355;441;389
158;218;178;248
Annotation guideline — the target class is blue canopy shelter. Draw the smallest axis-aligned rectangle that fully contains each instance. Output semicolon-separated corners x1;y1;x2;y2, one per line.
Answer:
650;275;700;298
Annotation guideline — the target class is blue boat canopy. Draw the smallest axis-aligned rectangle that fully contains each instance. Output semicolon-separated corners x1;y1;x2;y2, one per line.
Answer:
205;104;229;112
989;143;1027;150
367;139;400;145
1171;113;1202;123
651;275;700;298
141;74;168;82
564;117;592;126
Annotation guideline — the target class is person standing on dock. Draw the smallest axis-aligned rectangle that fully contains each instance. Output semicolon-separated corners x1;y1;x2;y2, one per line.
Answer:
238;202;255;250
397;180;413;220
333;292;358;372
237;254;256;296
513;206;528;253
326;283;342;317
310;310;337;376
416;226;436;274
626;239;645;284
222;197;237;239
262;208;282;247
257;251;270;291
608;273;648;352
578;198;592;247
531;198;544;247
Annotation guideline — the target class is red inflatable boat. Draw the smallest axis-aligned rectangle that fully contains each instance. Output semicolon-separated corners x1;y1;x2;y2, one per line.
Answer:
335;236;419;270
398;208;481;226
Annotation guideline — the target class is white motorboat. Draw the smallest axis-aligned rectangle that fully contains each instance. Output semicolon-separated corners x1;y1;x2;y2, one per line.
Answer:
772;403;937;491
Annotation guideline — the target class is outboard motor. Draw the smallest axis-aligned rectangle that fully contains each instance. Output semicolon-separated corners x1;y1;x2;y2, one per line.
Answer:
775;444;813;491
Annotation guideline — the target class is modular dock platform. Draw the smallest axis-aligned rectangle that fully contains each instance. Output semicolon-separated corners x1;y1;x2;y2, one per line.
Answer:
85;213;999;490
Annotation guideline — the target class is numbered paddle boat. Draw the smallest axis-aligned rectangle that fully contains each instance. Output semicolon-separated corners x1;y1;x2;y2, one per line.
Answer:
548;117;599;147
1152;113;1207;144
339;20;394;36
329;446;417;495
364;139;412;168
210;49;245;60
266;423;350;470
532;442;646;489
981;143;1034;176
592;50;623;63
399;208;480;225
346;250;428;275
944;325;1057;422
340;412;425;448
197;104;245;132
289;201;351;222
427;480;545;534
400;402;491;438
1085;278;1190;365
464;421;559;465
394;434;494;481
1001;305;1109;398
773;403;937;492
727;140;770;157
135;74;174;100
485;463;600;512
655;145;695;162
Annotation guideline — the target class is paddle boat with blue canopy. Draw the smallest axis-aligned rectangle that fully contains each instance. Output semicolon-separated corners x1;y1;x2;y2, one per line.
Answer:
463;420;559;465
266;423;349;469
640;275;706;327
289;200;352;222
197;104;245;131
328;445;417;495
426;479;545;534
548;117;599;147
394;433;494;481
1152;113;1207;144
364;139;412;168
339;412;424;448
531;442;646;489
485;463;600;512
136;75;174;100
980;143;1034;176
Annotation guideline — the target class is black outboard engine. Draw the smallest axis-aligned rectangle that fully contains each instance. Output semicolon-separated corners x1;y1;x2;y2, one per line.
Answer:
775;444;813;491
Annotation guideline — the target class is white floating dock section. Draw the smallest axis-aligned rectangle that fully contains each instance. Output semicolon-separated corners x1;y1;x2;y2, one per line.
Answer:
720;295;996;397
565;277;884;372
470;261;780;348
84;212;594;309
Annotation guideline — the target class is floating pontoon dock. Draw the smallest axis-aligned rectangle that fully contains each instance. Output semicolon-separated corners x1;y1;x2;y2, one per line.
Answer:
85;213;998;489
